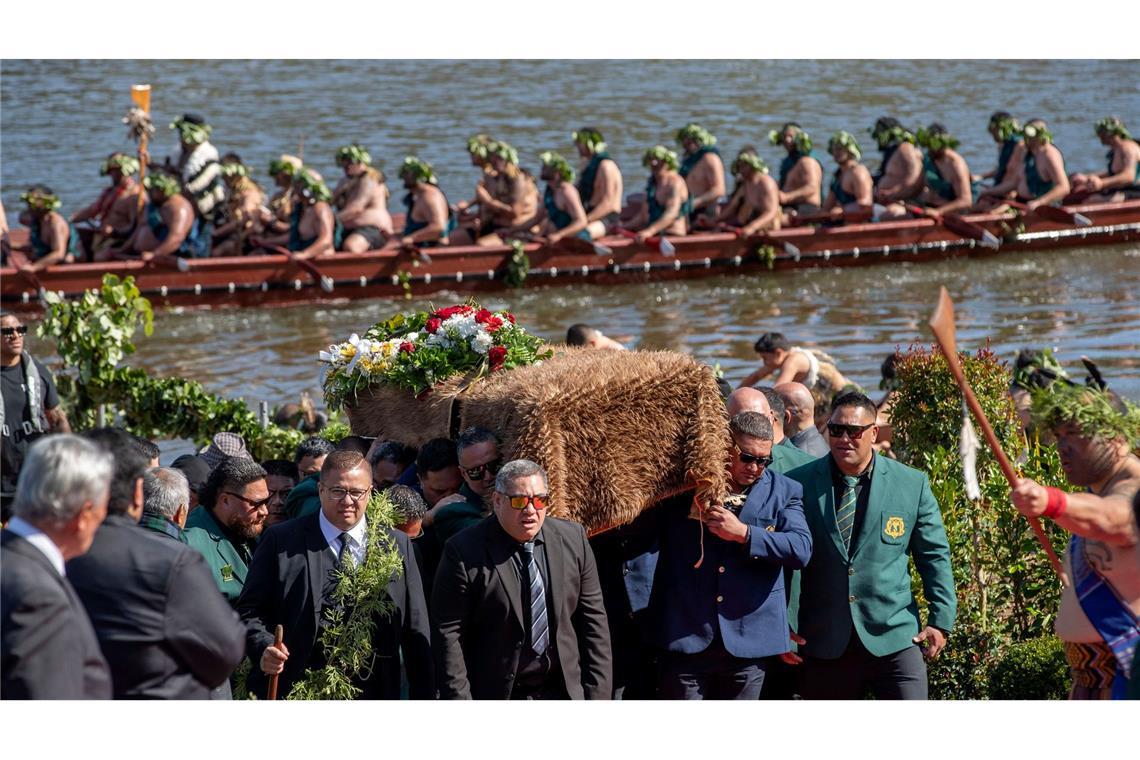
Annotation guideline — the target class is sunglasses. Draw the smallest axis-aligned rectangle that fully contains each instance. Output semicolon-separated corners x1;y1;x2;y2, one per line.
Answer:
502;493;549;511
732;440;773;468
827;422;875;440
224;490;272;510
1;326;28;337
464;458;502;480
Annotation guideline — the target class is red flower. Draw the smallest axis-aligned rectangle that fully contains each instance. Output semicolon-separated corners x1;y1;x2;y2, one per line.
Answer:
426;318;441;333
399;341;416;354
483;315;504;333
434;304;474;320
505;312;516;324
488;346;507;371
475;308;494;324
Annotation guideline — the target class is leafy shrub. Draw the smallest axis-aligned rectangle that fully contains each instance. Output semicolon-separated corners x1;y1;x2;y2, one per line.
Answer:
987;636;1068;700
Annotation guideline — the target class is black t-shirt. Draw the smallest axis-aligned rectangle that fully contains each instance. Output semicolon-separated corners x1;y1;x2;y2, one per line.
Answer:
1;356;60;494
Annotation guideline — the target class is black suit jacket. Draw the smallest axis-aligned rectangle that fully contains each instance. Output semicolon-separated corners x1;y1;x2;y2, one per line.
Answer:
66;514;247;699
1;530;111;699
432;516;613;700
237;512;434;699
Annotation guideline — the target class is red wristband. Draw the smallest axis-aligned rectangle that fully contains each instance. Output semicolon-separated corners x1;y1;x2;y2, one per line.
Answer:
1042;487;1068;519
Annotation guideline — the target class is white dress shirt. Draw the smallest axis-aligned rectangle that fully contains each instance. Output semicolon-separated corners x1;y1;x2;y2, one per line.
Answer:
5;516;67;576
317;509;367;567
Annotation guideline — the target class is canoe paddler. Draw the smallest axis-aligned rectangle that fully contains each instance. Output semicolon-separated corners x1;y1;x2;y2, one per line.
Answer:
770;123;824;219
212;154;265;257
104;170;208;264
332;143;393;253
627;145;690;243
572;127;623;238
453;134;496;238
503;151;589;244
980;118;1071;212
398;156;455;248
70;152;141;257
287;168;340;259
716;152;780;236
12;186;78;274
870;116;924;220
912;123;977;216
1070;117;1140;203
715;146;761;228
256;154;303;248
462;140;539;247
973;112;1026;212
170;113;226;228
821;130;873;217
676;123;726;227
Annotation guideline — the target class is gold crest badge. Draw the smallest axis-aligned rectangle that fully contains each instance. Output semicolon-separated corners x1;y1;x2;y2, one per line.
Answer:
220;564;235;583
766;524;776;532
884;517;906;539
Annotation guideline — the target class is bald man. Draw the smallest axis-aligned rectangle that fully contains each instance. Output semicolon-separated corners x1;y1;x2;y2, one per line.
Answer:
776;382;829;458
725;388;813;474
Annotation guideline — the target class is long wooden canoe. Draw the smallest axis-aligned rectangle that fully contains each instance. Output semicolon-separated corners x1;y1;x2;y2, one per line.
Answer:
4;200;1139;313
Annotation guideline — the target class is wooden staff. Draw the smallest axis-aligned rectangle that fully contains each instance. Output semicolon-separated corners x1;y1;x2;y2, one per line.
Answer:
262;243;334;292
267;624;284;700
904;203;1001;249
928;287;1067;583
131;85;152;217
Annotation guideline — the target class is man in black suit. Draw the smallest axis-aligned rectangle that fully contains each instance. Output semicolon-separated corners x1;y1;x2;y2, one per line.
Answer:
1;434;113;699
239;450;434;699
68;433;247;699
433;458;613;699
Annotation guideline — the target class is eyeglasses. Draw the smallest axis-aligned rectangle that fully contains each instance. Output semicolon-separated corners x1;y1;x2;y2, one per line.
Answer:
324;486;372;503
827;422;875;440
1;326;28;337
464;458;502;480
732;440;773;468
224;491;272;510
266;487;294;501
502;493;549;511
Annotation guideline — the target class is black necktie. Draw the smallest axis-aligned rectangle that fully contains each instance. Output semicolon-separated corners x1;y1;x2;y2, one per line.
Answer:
337;532;354;570
521;542;549;655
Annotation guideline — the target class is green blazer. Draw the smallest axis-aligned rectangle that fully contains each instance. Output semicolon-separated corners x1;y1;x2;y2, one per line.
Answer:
184;506;252;606
771;437;818;475
786;454;956;659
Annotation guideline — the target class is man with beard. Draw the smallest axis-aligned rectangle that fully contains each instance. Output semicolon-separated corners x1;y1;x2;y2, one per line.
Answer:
332;143;394;252
869;117;925;220
398;156;455;248
626;145;690;243
71;152;140;257
185;458;270;605
770;123;824;217
573;127;623;237
675;123;725;227
1011;385;1140;699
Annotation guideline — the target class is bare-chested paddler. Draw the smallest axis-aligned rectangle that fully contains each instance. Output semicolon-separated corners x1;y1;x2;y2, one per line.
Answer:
105;171;207;264
11;186;78;273
715;146;761;228
1011;384;1140;699
572;127;623;238
627;145;690;243
463;141;539;246
332;143;393;253
870;117;924;220
1070;117;1140;203
717;153;780;235
675;123;726;227
259;154;303;246
821;131;873;216
71;152;140;257
973;112;1025;212
454;134;496;239
212;154;266;257
770;123;823;218
980;119;1070;213
398;156;455;248
286;168;339;260
504;151;588;244
912;123;977;216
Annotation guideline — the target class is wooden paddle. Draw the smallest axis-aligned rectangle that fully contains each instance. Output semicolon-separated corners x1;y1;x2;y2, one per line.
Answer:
546;234;613;257
905;204;1000;249
267;624;284;701
790;206;874;227
262;244;335;292
1006;199;1091;227
131;85;151;217
724;225;802;257
614;226;675;255
928;287;1067;583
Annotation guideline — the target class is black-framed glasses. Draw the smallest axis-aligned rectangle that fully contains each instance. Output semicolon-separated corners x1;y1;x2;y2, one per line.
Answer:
224;490;272;510
502;493;549;511
1;326;28;337
732;440;773;468
464;458;502;480
323;486;372;503
827;422;875;440
266;487;294;501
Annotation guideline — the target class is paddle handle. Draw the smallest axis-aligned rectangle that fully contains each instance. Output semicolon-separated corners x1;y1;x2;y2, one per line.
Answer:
267;624;284;701
615;226;664;250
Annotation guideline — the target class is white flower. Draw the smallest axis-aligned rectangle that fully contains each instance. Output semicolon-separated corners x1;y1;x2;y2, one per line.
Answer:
470;331;493;355
404;332;420;343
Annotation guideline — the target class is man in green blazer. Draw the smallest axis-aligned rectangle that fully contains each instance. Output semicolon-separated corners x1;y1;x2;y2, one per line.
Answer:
726;387;817;475
787;391;955;699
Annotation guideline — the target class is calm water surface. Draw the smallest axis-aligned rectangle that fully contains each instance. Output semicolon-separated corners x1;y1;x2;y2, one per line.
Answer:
4;60;1139;442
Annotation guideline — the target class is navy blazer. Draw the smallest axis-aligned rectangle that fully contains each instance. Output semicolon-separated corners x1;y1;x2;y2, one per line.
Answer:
646;468;812;659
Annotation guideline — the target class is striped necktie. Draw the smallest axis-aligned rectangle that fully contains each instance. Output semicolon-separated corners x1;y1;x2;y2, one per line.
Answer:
521;542;550;655
836;475;860;551
338;532;355;571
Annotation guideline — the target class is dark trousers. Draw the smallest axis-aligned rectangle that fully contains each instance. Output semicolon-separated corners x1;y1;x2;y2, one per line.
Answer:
798;633;928;700
659;637;768;700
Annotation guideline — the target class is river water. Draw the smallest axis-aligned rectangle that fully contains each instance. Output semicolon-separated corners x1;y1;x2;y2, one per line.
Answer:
4;60;1139;433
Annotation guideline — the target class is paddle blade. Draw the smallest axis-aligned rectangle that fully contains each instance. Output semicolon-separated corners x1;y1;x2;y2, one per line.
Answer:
176;257;190;273
320;276;335;293
130;84;151;112
593;242;613;256
658;237;676;256
980;229;1001;249
782;241;801;257
928;286;959;359
1073;212;1092;227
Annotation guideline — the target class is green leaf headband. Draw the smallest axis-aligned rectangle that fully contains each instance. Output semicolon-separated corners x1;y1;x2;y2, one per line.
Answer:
268;156;302;177
768;125;812;153
733;152;769;174
466;134;494;159
293;169;332;202
1031;381;1140;446
642;145;679;172
988;114;1022;142
100;154;140;176
1020;123;1053;143
675;123;717;148
916;127;960;152
335;144;372;166
220;162;249;179
1095;116;1131;140
143;172;182;198
572;128;606;154
827;130;862;161
538;151;575;182
19;189;61;212
169;118;212;145
400;156;438;185
870;123;915;148
488;140;520;166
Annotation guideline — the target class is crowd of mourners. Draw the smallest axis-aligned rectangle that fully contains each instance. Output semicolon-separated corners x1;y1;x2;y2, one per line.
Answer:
1;307;1138;701
4;112;1139;274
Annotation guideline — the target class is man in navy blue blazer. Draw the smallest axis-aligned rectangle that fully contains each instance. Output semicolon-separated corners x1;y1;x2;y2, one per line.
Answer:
646;411;812;699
